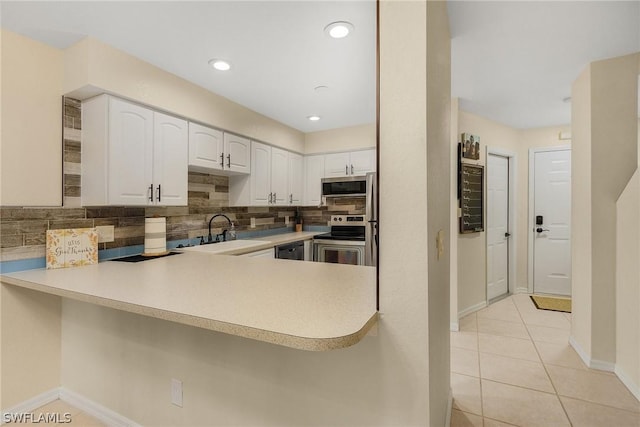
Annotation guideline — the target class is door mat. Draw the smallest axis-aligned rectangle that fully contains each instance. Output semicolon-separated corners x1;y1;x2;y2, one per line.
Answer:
530;295;571;313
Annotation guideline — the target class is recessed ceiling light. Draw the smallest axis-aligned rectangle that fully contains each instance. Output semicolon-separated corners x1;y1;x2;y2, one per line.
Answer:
324;21;354;39
307;115;321;121
209;59;231;71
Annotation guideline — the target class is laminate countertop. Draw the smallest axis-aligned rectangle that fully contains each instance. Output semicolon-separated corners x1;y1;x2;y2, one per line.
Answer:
0;241;377;351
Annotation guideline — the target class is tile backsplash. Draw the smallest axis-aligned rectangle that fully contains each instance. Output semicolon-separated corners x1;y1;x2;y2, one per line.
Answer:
0;97;364;263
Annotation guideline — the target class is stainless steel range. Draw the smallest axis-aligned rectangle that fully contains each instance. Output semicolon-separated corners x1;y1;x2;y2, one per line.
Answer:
313;215;366;265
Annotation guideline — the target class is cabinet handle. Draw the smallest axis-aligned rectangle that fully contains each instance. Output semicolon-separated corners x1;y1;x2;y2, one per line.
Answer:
149;184;154;202
227;154;231;168
156;184;161;203
345;165;348;175
220;152;224;169
290;194;293;204
269;192;272;204
273;192;277;203
351;164;354;175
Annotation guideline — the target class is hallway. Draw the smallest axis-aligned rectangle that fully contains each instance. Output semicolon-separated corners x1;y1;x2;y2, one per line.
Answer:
451;294;640;426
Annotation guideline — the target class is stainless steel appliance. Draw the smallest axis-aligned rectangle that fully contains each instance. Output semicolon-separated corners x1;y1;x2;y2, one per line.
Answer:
275;241;304;261
321;175;368;198
313;215;366;265
314;172;378;266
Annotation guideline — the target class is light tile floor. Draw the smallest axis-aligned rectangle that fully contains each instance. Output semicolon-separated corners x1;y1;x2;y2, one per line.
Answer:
451;294;640;427
27;399;105;426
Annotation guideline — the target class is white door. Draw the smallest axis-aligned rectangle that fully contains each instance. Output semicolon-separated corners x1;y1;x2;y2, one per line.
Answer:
188;123;224;172
224;133;251;174
487;154;509;300
288;153;303;205
324;152;350;177
251;142;271;205
271;147;289;205
533;149;571;296
108;97;153;205
153;112;188;206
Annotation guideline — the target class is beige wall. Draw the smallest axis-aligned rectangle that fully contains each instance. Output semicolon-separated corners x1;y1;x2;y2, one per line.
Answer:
1;285;61;408
64;37;305;153
571;52;639;366
0;30;63;206
616;171;640;399
304;123;376;154
450;99;460;328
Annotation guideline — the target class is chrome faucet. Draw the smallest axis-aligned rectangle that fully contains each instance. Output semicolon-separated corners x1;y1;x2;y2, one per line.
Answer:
207;213;233;243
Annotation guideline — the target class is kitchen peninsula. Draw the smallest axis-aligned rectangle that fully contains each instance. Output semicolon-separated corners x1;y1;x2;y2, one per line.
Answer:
1;249;377;351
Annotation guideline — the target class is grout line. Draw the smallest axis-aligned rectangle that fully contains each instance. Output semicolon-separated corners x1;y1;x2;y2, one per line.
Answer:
476;314;484;419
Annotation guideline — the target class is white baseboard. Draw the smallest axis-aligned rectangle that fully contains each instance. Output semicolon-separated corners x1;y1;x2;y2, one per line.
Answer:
515;287;530;294
450;322;459;332
59;388;141;427
569;336;615;372
458;301;487;319
445;387;453;427
1;388;59;425
614;366;640;401
1;388;139;427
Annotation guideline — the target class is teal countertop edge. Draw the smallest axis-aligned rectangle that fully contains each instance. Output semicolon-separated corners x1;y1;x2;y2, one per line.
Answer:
0;225;330;274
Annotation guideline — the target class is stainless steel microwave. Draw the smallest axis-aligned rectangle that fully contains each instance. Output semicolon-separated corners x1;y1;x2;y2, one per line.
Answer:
321;176;367;197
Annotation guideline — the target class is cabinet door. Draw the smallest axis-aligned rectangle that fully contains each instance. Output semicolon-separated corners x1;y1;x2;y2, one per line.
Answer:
108;97;154;205
251;142;272;205
349;149;376;175
224;133;251;174
271;147;289;205
188;122;224;172
304;155;324;206
154;112;188;206
324;152;350;177
288;153;303;205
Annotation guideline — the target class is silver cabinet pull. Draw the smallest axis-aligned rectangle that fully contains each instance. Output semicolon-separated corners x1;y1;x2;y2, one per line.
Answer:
290;194;293;204
220;152;224;168
269;192;273;204
156;184;161;203
149;184;154;202
351;164;354;175
273;192;276;203
345;165;348;175
227;154;231;168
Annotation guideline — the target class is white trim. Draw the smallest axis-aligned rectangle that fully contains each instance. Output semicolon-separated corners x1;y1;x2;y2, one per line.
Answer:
1;388;59;425
458;301;487;319
569;336;616;373
569;335;591;368
59;388;141;427
527;145;571;294
515;286;530;294
486;148;517;302
450;322;460;332
445;388;453;427
590;359;616;372
615;366;640;401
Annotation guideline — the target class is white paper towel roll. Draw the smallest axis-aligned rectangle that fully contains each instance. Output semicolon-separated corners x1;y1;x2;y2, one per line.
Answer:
144;217;166;255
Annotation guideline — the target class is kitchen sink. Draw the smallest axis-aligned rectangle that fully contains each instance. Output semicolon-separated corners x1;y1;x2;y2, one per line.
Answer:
177;239;269;255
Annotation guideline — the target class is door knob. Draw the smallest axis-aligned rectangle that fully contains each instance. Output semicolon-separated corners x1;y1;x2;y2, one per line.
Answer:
536;227;550;233
504;232;511;238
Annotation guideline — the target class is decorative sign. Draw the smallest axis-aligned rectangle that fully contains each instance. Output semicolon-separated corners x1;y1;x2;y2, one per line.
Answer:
459;163;484;234
461;133;481;160
46;228;99;269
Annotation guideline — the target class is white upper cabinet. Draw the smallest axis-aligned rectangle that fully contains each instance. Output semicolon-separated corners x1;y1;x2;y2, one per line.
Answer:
250;141;272;205
224;133;251;174
288;153;303;205
188;123;224;172
303;155;324;206
153;112;189;206
271;147;289;205
82;95;188;206
188;124;250;175
324;152;351;178
324;149;376;177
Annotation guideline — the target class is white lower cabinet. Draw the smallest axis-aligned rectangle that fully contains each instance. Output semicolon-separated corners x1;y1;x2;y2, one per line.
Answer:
240;248;275;259
82;95;188;206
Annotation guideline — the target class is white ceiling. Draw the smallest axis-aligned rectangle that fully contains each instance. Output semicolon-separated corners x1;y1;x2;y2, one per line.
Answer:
1;1;639;132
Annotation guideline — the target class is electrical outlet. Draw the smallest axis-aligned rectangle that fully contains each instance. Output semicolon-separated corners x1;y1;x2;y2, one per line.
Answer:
171;378;183;407
95;225;115;243
250;217;256;229
285;215;289;225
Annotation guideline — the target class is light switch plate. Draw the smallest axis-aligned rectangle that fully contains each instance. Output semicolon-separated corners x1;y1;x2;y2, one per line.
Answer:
171;378;183;407
95;225;115;243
